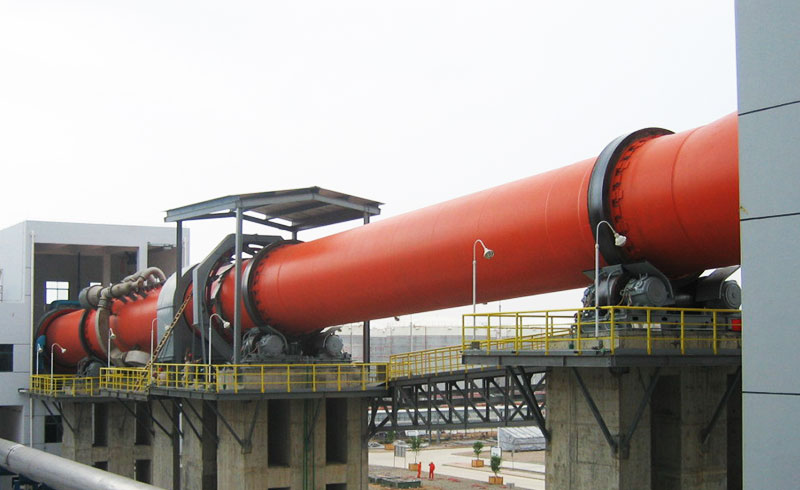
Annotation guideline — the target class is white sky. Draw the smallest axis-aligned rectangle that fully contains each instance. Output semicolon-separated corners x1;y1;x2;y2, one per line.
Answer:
0;1;738;327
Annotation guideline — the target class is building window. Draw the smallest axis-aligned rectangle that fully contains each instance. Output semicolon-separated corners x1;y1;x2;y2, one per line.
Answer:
0;344;12;372
45;281;70;304
44;415;63;443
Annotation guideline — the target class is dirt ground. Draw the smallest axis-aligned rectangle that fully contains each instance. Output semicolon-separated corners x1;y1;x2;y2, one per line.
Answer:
369;465;510;490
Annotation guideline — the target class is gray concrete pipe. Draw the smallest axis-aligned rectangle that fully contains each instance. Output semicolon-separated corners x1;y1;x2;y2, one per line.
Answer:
0;438;162;490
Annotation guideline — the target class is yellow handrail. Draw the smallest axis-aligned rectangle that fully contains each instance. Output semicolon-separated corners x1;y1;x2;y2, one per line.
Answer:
463;306;741;357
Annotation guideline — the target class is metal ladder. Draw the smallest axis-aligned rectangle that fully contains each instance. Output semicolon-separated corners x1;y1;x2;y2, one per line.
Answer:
138;295;192;389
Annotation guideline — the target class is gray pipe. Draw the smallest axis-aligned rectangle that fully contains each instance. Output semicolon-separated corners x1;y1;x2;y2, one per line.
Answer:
0;438;162;490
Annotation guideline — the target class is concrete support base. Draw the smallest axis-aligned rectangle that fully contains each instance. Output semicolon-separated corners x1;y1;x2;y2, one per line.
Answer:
546;366;741;490
181;399;217;490
59;396;370;489
215;397;367;490
61;401;154;483
151;400;179;489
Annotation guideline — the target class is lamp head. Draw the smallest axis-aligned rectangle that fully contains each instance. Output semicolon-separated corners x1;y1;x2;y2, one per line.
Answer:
60;347;66;354
613;233;627;247
222;320;231;329
483;248;495;259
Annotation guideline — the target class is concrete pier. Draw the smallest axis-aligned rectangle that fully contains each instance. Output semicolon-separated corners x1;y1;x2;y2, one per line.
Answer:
60;396;369;489
61;401;154;481
215;397;368;490
546;366;741;490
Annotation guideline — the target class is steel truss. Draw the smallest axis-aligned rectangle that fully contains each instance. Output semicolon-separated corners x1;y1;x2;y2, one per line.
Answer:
368;367;547;438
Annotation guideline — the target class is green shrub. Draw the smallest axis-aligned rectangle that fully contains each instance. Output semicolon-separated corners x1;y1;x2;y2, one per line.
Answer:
472;440;484;459
409;436;423;463
490;455;502;477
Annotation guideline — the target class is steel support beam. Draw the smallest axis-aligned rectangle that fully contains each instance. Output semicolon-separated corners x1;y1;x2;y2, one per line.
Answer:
233;207;243;364
572;368;618;452
700;366;741;445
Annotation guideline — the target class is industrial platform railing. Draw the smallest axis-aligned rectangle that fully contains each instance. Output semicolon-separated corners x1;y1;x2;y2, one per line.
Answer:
99;362;388;394
386;342;507;379
29;374;100;397
462;306;742;356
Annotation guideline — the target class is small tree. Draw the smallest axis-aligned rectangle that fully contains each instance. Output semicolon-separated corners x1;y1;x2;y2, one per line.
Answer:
385;430;396;444
490;455;502;477
472;440;484;460
409;436;423;463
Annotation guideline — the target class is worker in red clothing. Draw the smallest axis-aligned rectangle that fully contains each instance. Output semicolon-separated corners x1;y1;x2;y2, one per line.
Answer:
428;461;435;480
416;461;422;479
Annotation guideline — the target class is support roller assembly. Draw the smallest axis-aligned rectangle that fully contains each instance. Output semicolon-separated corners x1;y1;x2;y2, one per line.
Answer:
38;112;740;371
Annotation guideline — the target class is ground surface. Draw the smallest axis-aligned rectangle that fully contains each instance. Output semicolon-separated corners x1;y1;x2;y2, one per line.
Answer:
369;442;546;490
369;465;508;490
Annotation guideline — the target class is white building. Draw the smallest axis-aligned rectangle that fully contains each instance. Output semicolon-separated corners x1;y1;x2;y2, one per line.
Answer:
0;221;184;454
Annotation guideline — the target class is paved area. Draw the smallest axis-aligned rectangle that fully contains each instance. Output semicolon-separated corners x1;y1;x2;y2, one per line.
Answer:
369;446;546;490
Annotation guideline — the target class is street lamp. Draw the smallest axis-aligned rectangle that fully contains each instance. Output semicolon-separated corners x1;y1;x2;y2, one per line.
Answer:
35;344;43;376
50;343;66;381
473;239;495;339
208;313;231;366
594;220;627;341
107;328;116;369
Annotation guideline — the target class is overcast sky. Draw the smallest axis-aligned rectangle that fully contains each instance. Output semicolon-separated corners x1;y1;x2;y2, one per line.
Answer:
0;1;738;326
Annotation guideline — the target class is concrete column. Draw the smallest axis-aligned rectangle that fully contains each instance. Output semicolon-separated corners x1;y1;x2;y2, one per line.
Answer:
181;400;217;490
546;366;740;490
215;397;368;490
106;403;135;478
151;401;177;489
216;400;271;489
137;242;148;271
60;402;94;465
546;367;652;489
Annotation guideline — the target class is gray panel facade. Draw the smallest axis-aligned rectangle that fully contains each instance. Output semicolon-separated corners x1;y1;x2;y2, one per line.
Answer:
736;0;800;487
742;393;800;488
738;104;800;219
740;214;800;394
735;1;800;113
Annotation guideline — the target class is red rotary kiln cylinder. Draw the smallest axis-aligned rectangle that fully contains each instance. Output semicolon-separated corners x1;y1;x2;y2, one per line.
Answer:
246;113;739;335
40;112;739;369
38;289;160;369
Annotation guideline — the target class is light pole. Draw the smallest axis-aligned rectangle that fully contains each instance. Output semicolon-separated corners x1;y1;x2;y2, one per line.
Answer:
50;343;66;387
35;344;42;376
473;239;495;339
594;220;627;341
107;328;116;369
208;313;231;367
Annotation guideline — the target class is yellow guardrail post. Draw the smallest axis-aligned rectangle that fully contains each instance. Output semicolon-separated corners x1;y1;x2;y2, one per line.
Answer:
680;310;686;355
610;308;616;354
461;315;466;351
485;317;490;353
337;365;342;391
712;311;718;355
545;311;550;355
576;310;582;354
361;364;367;391
646;309;652;355
312;365;317;392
